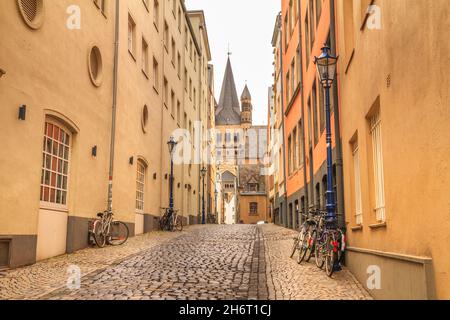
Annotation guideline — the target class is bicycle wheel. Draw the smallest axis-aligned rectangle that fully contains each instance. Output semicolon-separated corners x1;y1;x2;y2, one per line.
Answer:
325;237;338;277
93;220;106;248
315;237;325;269
108;221;129;246
290;235;300;258
304;229;317;262
175;215;183;232
297;231;309;264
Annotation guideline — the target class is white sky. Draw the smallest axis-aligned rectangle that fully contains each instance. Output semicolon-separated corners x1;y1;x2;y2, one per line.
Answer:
185;0;280;125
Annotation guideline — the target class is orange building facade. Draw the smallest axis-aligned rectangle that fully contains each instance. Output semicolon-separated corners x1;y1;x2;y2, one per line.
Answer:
277;0;343;229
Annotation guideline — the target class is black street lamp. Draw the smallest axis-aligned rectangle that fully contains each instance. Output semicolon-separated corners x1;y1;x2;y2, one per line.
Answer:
167;136;177;214
314;45;338;224
214;188;218;224
200;167;207;224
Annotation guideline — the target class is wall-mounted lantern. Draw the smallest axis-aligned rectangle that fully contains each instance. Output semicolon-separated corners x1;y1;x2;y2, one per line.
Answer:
91;146;97;157
18;105;26;121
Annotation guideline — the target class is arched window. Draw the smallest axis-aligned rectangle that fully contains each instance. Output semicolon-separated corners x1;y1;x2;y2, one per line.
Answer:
136;160;146;212
40;120;71;208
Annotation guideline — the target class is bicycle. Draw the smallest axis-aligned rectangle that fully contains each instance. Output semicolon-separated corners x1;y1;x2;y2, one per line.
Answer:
290;212;308;259
314;214;346;277
297;209;326;265
159;207;183;232
91;210;129;248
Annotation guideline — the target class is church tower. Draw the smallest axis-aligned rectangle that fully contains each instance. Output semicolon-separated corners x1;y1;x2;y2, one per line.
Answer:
240;84;252;129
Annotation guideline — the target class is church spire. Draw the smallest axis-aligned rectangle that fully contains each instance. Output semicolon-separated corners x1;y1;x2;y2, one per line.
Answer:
215;57;241;125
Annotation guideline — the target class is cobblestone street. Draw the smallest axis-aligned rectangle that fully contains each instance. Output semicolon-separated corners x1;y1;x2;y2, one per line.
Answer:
1;224;371;300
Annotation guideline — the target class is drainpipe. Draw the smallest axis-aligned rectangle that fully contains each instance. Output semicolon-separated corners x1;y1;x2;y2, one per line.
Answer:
329;0;345;228
107;0;120;212
298;0;310;221
278;13;289;228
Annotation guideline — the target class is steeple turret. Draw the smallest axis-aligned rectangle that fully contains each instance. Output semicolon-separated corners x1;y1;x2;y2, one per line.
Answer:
241;84;252;128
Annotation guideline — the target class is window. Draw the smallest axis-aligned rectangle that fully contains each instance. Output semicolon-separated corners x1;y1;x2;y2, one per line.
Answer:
305;13;310;67
153;0;159;29
142;38;149;76
18;0;44;29
178;7;182;31
286;71;290;103
171;90;175;116
309;0;315;47
128;14;136;57
318;78;325;133
369;110;386;222
296;45;301;86
171;38;176;66
216;133;222;144
164;21;169;50
193;88;196;108
141;105;149;133
184;68;188;91
189;78;192;100
288;135;292;174
298;120;304;167
316;0;322;27
249;202;258;215
163;78;168;107
153;57;159;90
289;0;293;35
293;127;298;170
177;100;181;123
172;0;176;15
40;121;71;208
136;160;146;212
352;139;363;225
343;0;355;60
177;52;181;78
194;51;197;70
284;14;289;49
312;83;319;146
290;59;295;95
88;46;103;87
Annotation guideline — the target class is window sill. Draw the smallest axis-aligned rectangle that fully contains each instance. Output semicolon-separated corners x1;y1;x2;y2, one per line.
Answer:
39;202;69;213
153;86;159;95
369;222;387;230
344;49;355;74
350;225;363;232
142;69;149;79
128;50;136;62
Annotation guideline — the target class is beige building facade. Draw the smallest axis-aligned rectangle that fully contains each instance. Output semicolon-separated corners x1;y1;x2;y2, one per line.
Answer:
0;0;213;269
336;0;450;299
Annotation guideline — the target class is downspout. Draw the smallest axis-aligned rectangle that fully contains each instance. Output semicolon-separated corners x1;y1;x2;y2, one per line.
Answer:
278;13;289;228
298;0;310;221
329;0;345;227
107;0;120;212
159;0;166;213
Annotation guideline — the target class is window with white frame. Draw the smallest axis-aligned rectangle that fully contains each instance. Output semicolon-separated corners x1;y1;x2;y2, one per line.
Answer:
370;112;386;222
40;121;71;208
128;14;136;56
352;140;363;225
136;160;146;212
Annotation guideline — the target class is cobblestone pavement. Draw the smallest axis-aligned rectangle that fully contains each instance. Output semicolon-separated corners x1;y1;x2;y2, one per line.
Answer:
0;226;203;300
1;224;371;300
263;224;372;300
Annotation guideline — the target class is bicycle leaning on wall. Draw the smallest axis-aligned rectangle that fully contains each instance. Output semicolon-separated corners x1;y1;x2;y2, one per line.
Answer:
90;210;129;248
